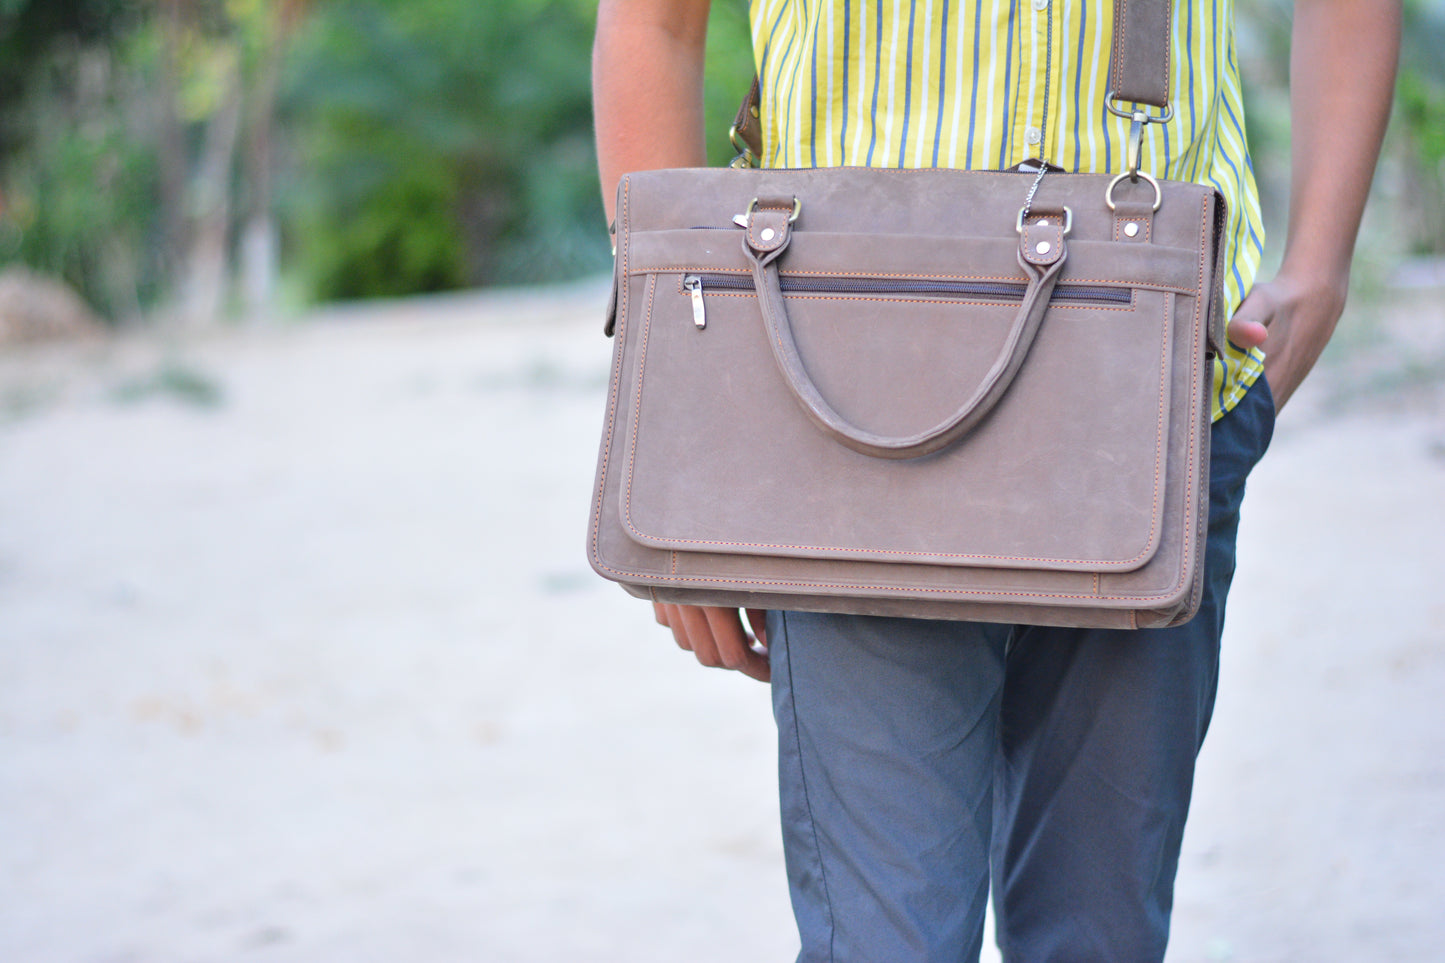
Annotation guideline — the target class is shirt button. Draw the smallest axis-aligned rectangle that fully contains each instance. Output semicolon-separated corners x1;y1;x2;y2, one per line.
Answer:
1032;0;1048;9
1025;126;1042;146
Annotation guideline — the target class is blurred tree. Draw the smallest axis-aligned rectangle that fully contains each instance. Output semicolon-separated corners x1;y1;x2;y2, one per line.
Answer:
283;0;598;298
5;0;1428;322
232;0;309;315
1396;0;1445;255
0;0;162;319
281;0;753;300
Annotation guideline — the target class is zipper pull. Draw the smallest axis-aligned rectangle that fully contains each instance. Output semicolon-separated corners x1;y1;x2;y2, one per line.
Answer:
683;275;706;330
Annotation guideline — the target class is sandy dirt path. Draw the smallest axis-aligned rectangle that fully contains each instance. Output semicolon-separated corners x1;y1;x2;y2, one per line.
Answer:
1;283;1441;962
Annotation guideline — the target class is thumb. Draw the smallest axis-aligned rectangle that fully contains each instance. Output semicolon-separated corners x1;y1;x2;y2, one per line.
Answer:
745;608;769;649
1226;286;1274;351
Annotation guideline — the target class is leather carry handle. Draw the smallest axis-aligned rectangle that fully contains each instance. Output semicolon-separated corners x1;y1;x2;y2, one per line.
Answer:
730;0;1171;163
741;203;1070;460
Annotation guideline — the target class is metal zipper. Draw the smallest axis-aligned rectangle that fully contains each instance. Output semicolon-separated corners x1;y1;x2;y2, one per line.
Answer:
682;275;707;329
680;272;1131;330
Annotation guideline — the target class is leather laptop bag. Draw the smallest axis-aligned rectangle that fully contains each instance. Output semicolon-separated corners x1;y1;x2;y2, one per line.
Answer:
588;0;1228;630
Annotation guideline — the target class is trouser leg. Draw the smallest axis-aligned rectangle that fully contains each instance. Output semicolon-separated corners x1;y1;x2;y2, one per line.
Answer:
990;378;1276;962
771;379;1275;963
770;610;1011;963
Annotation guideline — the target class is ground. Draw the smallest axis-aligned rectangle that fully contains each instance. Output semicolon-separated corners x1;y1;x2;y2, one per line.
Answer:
1;281;1441;962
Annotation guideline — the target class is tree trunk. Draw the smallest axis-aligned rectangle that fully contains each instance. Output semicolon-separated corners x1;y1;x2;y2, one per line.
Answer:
178;70;243;326
156;0;187;272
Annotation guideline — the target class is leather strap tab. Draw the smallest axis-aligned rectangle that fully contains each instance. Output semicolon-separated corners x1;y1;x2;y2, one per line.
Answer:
732;77;764;162
1019;215;1068;267
744;202;795;256
1111;0;1171;109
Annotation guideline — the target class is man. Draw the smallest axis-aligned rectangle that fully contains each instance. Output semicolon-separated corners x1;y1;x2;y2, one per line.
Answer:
592;1;1399;959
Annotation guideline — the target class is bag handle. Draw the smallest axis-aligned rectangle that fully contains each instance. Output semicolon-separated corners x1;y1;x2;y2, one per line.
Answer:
730;0;1172;165
741;200;1070;460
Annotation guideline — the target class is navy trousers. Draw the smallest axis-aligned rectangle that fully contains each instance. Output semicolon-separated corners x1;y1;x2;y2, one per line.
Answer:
768;378;1276;963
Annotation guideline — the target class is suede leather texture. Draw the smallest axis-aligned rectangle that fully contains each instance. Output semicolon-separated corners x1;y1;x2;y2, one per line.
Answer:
589;167;1226;628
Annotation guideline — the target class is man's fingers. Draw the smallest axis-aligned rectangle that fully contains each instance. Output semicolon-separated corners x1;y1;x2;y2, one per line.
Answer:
704;607;771;683
678;605;724;668
745;608;769;649
651;603;771;682
661;604;693;651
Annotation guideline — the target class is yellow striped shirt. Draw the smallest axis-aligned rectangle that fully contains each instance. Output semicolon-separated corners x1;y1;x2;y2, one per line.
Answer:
749;0;1266;419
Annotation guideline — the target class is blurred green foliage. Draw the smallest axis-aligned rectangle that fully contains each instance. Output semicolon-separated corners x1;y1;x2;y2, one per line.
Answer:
282;0;598;297
0;1;161;318
0;0;1440;320
0;0;755;315
1235;0;1445;262
1395;0;1445;253
282;0;753;299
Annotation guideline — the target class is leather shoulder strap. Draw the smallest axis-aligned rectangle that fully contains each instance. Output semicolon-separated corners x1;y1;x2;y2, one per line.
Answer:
1109;0;1172;110
731;0;1172;161
731;77;764;163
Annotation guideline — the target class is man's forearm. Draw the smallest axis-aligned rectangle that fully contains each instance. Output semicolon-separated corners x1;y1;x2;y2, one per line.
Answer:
593;0;713;225
1261;0;1401;404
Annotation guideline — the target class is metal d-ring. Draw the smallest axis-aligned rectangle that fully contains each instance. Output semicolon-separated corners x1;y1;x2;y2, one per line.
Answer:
1015;205;1073;235
1105;170;1162;212
743;196;802;223
728;125;758;169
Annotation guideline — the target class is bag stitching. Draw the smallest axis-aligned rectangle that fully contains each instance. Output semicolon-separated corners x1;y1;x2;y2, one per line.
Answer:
592;177;1214;608
589;178;634;577
621;285;1173;567
684;290;1136;313
639;265;1194;293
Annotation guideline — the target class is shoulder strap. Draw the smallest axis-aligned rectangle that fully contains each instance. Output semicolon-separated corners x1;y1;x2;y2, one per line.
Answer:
730;0;1171;164
1108;0;1172;115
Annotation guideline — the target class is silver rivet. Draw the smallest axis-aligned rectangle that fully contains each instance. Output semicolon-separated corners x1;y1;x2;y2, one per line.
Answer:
760;227;776;242
1035;241;1051;255
1124;222;1140;237
1036;217;1049;226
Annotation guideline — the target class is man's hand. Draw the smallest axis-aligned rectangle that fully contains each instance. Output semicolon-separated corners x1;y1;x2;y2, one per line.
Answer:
654;604;771;683
1226;269;1349;412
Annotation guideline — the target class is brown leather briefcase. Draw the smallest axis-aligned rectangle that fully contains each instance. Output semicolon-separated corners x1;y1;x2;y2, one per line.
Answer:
587;1;1228;629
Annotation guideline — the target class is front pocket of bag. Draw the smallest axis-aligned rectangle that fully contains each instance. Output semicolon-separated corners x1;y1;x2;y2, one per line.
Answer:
621;266;1176;572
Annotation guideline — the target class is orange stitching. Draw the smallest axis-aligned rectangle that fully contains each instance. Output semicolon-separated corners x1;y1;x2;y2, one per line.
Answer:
590;178;633;571
644;267;1193;295
690;292;1132;310
687;290;1136;313
1113;0;1127;92
620;274;659;557
594;177;1212;606
620;289;1173;568
746;205;792;252
1100;207;1211;602
586;564;1205;604
1162;0;1172;98
1114;214;1152;244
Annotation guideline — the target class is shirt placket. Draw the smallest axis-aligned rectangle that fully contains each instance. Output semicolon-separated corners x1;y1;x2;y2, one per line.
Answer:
1015;0;1055;165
